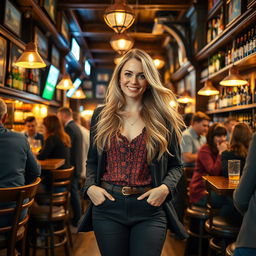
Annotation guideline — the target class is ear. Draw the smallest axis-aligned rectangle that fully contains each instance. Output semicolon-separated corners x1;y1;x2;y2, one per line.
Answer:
2;113;7;124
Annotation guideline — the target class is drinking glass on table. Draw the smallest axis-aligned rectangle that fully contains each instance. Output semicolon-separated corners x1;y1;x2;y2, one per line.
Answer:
29;139;42;154
228;160;240;184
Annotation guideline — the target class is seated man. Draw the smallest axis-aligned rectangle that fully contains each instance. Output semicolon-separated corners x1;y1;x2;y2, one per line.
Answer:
181;112;210;168
0;98;41;226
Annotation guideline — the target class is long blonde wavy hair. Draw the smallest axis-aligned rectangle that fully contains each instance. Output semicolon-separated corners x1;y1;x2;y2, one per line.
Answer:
94;48;184;163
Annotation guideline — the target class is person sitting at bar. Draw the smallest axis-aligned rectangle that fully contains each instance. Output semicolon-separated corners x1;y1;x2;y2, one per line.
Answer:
181;112;210;167
22;116;44;147
0;98;40;227
224;117;237;142
221;123;252;178
233;132;256;256
189;123;228;206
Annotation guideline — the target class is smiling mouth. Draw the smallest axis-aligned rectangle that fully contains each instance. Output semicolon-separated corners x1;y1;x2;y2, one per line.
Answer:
127;86;140;91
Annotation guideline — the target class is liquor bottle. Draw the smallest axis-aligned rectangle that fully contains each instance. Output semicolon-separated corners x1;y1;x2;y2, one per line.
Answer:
253;26;256;53
243;32;248;58
218;8;224;34
248;27;254;55
239;36;244;60
6;72;13;88
207;21;212;43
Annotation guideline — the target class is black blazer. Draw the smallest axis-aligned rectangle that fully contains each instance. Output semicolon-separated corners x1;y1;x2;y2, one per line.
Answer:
78;107;188;239
65;120;83;176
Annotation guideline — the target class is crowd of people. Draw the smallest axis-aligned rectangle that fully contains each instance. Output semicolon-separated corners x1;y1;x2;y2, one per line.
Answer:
0;47;255;256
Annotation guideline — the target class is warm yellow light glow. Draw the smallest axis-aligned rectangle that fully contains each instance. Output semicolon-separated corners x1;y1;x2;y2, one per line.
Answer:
177;91;194;104
116;12;125;24
220;67;248;86
169;100;177;108
81;110;94;117
153;56;165;69
110;33;134;55
57;74;74;90
198;81;219;96
28;53;34;62
40;106;48;117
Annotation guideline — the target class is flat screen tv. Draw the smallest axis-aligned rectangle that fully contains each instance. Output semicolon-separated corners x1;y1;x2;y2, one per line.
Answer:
42;65;60;100
71;38;80;61
66;78;82;98
84;60;91;76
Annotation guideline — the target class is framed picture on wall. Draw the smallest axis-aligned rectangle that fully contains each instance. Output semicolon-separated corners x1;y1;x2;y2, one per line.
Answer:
41;0;56;22
84;80;93;89
97;73;109;82
85;90;93;99
96;84;107;99
51;45;60;68
34;27;48;59
227;0;241;25
61;14;70;43
4;0;22;37
0;36;7;86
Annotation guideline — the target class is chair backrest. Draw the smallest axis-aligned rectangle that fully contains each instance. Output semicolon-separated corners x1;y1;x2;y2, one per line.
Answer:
0;177;41;255
48;167;74;219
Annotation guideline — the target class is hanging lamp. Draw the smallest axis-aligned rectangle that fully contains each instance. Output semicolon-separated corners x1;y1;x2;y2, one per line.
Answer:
177;91;194;104
110;33;134;55
104;0;135;33
198;80;219;96
56;73;74;90
70;88;86;99
220;66;248;86
114;54;124;65
15;42;46;69
153;56;165;69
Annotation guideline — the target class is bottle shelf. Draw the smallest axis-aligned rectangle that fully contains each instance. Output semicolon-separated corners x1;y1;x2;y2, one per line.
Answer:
206;103;256;114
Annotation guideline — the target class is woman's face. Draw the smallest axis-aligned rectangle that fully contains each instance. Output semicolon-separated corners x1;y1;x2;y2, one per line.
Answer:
213;135;226;145
119;58;149;101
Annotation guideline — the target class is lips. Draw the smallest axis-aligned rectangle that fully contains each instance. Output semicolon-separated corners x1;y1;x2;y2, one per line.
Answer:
127;86;140;91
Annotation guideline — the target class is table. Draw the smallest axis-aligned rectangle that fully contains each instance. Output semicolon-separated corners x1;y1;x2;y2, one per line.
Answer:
203;176;238;196
37;159;65;170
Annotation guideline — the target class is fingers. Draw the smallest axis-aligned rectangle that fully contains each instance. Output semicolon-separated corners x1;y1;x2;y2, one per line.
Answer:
137;190;150;200
103;190;115;201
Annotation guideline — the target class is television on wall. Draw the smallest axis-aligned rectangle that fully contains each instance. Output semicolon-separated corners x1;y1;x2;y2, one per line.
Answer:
66;78;82;98
71;38;80;61
84;60;91;76
42;65;60;100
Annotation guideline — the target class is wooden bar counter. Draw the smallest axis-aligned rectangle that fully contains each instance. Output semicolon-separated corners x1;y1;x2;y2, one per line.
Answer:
37;159;65;170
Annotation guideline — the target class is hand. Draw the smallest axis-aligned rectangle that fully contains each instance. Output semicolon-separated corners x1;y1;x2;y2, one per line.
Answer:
87;185;115;206
217;141;228;154
137;184;169;207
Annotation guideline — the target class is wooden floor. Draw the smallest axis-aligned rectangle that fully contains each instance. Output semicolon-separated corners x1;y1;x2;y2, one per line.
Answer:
33;230;185;256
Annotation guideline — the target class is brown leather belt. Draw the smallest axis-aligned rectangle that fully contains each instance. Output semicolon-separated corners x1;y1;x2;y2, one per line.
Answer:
101;182;151;196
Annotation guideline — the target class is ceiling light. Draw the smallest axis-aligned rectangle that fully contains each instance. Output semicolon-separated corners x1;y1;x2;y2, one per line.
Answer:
198;80;219;96
104;0;135;33
14;42;46;69
110;33;134;55
153;56;165;69
56;74;74;90
70;88;86;99
114;54;124;65
220;66;248;86
177;91;194;104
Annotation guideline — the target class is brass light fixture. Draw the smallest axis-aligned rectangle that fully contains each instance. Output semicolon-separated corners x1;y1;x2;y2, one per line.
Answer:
15;42;46;69
70;88;86;99
153;56;165;69
114;54;124;65
56;74;74;90
220;66;248;86
104;0;135;33
198;80;219;96
110;33;134;55
177;91;194;104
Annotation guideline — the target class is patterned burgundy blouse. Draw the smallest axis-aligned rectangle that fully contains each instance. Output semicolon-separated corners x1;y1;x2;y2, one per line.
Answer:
101;127;152;186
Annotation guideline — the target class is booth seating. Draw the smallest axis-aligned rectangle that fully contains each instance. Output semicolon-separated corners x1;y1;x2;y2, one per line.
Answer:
0;178;41;256
28;167;74;256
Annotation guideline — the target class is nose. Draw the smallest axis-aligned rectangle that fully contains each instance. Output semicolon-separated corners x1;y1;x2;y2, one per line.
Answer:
131;75;137;84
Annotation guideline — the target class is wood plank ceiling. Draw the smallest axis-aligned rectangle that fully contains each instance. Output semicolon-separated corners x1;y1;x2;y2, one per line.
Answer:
58;0;193;69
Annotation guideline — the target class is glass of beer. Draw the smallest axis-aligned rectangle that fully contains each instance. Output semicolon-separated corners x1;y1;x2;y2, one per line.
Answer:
29;139;42;154
228;160;240;184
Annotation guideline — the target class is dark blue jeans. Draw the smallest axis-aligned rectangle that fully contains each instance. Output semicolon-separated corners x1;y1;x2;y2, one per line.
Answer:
234;247;256;256
92;189;167;256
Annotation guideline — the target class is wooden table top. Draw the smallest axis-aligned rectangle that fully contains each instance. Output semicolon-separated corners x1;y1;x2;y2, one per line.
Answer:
203;176;238;196
37;159;65;170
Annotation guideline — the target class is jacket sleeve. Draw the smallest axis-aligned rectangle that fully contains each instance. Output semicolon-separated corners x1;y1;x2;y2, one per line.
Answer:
37;136;54;160
81;107;102;198
233;133;256;214
221;150;229;178
162;128;183;197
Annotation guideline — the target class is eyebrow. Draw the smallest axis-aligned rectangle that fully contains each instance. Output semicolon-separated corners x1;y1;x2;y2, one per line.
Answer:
124;70;144;74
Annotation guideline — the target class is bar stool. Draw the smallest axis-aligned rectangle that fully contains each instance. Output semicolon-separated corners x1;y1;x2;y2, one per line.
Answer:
184;205;210;256
226;242;236;256
0;178;41;256
28;167;74;256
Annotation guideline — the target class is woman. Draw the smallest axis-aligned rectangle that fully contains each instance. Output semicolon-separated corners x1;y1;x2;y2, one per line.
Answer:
189;123;228;206
78;48;188;256
221;123;252;178
233;133;256;256
37;115;71;169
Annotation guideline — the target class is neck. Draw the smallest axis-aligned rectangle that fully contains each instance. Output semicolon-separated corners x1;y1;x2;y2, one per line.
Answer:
124;99;143;113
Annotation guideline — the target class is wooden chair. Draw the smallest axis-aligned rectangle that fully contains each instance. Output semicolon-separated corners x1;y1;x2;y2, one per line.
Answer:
0;177;41;256
28;167;74;256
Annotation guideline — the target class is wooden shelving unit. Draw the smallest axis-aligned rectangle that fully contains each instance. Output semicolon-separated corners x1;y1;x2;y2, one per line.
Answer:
207;0;223;20
170;61;193;82
206;103;256;115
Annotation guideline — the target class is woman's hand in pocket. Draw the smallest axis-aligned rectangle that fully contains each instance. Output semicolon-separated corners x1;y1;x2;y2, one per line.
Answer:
87;185;115;206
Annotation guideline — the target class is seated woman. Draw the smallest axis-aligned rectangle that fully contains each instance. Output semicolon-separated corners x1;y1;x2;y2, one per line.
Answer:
189;123;228;206
37;115;71;169
221;123;252;178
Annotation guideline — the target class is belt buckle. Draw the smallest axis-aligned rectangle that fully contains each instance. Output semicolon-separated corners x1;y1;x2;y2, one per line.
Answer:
121;186;131;196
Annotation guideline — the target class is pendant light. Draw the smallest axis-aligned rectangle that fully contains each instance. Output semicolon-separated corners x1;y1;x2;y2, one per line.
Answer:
153;56;165;69
104;0;135;33
198;80;219;96
110;33;134;55
177;91;194;104
114;54;124;65
56;73;74;90
220;66;248;86
15;42;46;69
70;88;86;99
